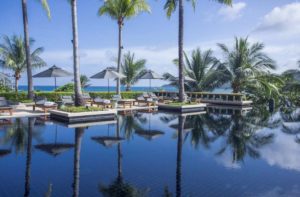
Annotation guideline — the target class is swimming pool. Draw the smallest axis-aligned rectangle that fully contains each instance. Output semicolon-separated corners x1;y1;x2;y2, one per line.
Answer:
0;106;300;197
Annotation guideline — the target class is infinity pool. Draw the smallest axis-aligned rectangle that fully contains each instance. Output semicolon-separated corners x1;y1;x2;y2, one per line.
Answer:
0;107;300;197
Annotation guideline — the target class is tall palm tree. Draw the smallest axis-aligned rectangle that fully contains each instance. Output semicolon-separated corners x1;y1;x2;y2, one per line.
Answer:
168;48;229;91
121;52;146;91
164;0;232;102
0;35;46;94
21;0;50;99
70;0;84;106
217;37;278;94
98;0;151;95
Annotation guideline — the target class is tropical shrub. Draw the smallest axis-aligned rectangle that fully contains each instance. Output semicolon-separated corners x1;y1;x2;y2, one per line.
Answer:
0;91;143;102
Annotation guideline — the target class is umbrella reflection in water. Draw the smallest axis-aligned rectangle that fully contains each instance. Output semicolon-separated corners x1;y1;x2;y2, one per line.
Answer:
135;113;164;141
91;123;124;148
35;125;74;157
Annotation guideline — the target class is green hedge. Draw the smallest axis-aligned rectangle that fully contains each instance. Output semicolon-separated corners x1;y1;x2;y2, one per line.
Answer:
0;91;143;102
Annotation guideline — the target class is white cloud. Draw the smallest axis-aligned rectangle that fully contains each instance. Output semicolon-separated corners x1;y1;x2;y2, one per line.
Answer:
255;2;300;36
218;2;246;21
260;127;300;172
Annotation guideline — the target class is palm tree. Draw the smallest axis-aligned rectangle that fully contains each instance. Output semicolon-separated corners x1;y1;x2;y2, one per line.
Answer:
98;0;151;95
169;48;229;92
21;0;50;99
70;0;84;106
164;0;232;102
121;52;146;91
0;35;46;94
80;75;91;89
217;37;278;94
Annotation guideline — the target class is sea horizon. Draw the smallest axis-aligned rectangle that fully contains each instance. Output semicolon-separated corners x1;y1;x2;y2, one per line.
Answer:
17;85;178;92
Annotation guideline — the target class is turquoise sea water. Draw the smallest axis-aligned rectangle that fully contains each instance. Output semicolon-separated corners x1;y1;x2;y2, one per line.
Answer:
18;85;177;92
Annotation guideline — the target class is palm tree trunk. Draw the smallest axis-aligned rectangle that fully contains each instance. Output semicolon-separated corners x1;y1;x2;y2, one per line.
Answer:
15;76;19;94
24;118;34;197
176;115;185;197
71;0;84;106
116;117;122;179
73;127;84;197
117;20;123;95
178;0;185;102
21;0;34;100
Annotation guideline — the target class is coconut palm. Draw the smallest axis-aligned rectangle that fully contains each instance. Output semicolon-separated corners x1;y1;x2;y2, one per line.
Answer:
21;0;50;99
217;37;279;94
121;52;146;91
69;0;84;106
80;75;91;89
164;0;232;101
0;35;46;93
98;0;151;95
170;48;229;91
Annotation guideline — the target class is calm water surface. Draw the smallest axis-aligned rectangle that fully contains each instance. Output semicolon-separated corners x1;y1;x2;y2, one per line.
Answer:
0;106;300;197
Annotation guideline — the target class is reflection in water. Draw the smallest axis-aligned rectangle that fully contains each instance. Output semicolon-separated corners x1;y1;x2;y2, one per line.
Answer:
24;117;34;197
99;117;149;197
217;113;274;163
72;127;84;197
35;125;74;157
0;106;300;196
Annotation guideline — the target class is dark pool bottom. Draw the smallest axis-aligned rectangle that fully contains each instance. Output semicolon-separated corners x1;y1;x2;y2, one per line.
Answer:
0;108;300;197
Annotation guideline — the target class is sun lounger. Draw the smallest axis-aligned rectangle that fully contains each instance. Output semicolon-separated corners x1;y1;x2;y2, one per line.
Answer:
0;97;13;116
82;93;92;103
60;95;74;106
92;97;112;108
135;95;157;107
34;96;57;113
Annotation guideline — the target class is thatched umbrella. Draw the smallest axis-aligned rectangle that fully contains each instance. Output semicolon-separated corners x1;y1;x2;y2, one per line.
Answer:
90;67;125;93
33;65;72;89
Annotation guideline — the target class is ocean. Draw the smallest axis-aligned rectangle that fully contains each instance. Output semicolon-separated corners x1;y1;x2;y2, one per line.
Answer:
18;85;178;92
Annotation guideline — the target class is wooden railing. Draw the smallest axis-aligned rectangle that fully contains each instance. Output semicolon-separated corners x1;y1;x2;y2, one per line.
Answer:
154;91;252;106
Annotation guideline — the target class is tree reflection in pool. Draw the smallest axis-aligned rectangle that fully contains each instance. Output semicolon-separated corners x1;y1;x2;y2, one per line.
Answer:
0;106;300;196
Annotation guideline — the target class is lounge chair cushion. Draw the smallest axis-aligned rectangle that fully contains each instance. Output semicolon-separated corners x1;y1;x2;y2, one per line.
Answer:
36;100;46;105
44;101;56;106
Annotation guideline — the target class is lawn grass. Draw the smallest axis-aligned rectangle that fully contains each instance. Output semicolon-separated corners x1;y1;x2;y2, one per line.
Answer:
59;106;103;113
166;101;198;106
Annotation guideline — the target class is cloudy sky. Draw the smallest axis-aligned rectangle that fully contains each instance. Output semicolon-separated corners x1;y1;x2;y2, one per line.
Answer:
1;0;300;86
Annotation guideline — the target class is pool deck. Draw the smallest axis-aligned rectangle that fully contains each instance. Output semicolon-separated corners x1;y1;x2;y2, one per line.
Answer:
0;105;158;119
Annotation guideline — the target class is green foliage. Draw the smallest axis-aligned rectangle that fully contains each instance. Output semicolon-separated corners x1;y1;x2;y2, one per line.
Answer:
167;101;197;106
164;0;232;18
98;0;151;21
0;35;46;93
55;83;74;92
121;52;146;91
0;91;142;102
59;106;103;113
0;83;12;92
169;48;228;91
80;75;91;88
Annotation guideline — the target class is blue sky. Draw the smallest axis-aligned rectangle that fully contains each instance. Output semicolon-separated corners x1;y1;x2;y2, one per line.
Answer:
1;0;299;86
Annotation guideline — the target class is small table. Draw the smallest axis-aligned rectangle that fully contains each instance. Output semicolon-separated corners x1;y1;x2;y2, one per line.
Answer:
118;99;136;108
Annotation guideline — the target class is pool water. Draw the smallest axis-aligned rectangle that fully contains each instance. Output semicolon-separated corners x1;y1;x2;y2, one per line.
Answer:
0;106;300;197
